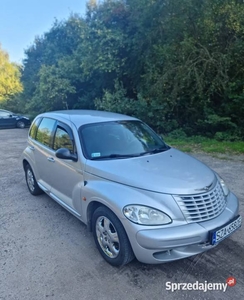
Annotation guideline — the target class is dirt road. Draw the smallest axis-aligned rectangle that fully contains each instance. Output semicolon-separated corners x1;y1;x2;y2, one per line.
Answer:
0;129;243;300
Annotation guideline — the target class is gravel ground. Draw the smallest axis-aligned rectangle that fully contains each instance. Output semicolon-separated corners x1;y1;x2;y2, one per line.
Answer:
0;128;243;300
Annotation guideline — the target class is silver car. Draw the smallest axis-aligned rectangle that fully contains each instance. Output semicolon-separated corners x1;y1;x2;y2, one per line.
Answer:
22;110;242;266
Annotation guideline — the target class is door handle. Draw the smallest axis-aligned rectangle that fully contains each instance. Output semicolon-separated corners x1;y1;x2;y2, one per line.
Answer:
47;157;55;162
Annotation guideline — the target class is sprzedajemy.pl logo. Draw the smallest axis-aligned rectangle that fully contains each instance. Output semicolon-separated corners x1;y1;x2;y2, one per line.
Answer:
165;277;236;293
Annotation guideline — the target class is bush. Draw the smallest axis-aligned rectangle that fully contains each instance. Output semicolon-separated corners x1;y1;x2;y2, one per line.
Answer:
214;131;241;142
167;129;187;139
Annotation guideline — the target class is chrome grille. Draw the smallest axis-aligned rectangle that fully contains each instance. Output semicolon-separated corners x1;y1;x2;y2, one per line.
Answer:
173;181;227;223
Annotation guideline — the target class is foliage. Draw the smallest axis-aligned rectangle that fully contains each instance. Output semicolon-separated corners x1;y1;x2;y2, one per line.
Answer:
166;136;244;154
17;0;244;140
95;80;137;115
0;46;23;103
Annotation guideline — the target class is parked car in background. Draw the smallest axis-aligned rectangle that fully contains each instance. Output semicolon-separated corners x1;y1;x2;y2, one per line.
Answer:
0;109;30;129
22;110;241;266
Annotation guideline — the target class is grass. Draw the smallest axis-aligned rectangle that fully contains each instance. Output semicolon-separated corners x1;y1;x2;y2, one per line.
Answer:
164;136;244;154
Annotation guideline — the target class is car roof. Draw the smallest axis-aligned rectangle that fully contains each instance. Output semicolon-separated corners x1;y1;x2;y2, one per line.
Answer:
0;109;11;113
38;110;139;127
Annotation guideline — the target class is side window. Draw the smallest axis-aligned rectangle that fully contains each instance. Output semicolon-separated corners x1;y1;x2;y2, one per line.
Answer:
36;118;56;147
29;117;41;139
53;126;74;153
0;111;10;117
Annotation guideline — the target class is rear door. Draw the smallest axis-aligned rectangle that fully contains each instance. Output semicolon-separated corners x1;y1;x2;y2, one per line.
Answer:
31;117;57;192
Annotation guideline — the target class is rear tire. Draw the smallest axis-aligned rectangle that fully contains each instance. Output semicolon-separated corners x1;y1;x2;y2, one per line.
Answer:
92;206;134;266
24;164;43;195
16;120;25;128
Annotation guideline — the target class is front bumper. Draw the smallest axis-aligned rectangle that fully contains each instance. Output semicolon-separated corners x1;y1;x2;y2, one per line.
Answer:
124;191;240;264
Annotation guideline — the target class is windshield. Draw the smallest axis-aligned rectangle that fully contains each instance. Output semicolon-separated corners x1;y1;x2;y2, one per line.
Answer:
80;120;169;159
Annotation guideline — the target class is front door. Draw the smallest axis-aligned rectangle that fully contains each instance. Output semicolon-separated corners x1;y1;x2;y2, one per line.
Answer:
48;122;84;216
0;111;15;128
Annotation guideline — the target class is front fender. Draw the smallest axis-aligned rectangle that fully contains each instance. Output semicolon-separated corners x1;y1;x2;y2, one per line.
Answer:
80;172;185;227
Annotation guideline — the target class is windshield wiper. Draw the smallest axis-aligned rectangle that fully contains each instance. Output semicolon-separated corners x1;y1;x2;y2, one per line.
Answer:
90;146;170;160
90;153;140;160
139;146;170;156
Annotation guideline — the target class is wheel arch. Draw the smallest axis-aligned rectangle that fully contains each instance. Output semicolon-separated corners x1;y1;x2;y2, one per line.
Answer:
86;201;105;232
22;159;37;179
23;159;29;170
23;159;35;173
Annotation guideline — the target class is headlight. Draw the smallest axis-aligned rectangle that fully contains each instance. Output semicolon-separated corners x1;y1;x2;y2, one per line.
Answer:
219;178;229;196
217;175;229;196
123;205;172;225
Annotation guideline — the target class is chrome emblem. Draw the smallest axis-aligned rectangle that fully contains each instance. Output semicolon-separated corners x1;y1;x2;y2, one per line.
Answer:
195;183;213;192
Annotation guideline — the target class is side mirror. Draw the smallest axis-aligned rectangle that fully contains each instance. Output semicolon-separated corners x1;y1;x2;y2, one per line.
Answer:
9;114;13;117
55;148;78;162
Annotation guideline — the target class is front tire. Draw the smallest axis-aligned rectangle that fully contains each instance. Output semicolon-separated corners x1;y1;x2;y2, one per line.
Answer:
24;164;43;195
92;206;134;266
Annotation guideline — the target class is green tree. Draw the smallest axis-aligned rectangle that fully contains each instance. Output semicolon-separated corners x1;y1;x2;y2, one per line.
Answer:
21;15;88;114
20;0;244;138
0;45;22;102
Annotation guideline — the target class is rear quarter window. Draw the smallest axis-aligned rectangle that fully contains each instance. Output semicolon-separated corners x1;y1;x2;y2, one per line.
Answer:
35;118;56;147
29;117;42;139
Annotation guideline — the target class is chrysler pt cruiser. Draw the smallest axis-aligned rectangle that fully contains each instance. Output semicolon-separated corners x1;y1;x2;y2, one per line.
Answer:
22;110;242;266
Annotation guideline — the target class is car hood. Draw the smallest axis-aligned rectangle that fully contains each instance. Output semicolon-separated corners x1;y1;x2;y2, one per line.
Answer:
85;148;216;194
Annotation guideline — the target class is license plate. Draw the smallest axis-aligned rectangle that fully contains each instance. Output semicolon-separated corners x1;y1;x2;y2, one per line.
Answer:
210;215;242;245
